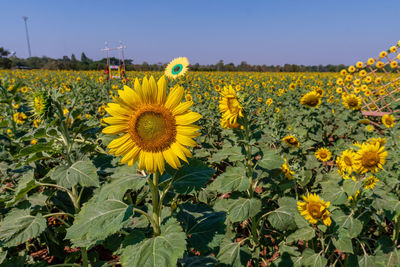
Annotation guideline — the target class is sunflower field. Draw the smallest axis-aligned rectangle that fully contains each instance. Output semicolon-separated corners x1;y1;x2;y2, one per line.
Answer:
1;51;400;267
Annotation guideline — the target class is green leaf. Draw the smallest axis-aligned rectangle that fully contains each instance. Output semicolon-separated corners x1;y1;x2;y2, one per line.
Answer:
227;198;261;223
66;199;133;247
210;146;243;163
179;255;217;267
332;228;353;253
0;209;46;247
0;251;7;264
331;210;363;238
343;180;362;196
17;143;54;158
321;185;347;205
211;165;249;193
268;207;296;231
98;173;146;201
172;159;214;194
287;226;315;243
177;203;226;253
120;218;186;267
216;239;251;267
51;160;99;188
302;248;327;267
258;150;284;170
6;170;38;208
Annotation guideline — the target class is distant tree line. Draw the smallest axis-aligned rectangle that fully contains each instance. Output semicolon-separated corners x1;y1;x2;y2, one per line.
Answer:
0;47;350;72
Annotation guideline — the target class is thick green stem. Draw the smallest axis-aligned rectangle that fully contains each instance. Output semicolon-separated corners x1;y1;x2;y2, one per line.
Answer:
81;247;88;267
149;172;161;236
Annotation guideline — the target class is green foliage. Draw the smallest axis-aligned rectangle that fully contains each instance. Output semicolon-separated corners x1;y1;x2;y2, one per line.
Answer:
51;160;99;188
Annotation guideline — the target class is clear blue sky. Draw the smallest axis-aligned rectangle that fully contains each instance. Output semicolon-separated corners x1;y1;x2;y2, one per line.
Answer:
1;0;399;65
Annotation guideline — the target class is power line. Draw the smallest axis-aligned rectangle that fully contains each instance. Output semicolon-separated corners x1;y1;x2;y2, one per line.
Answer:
22;16;31;58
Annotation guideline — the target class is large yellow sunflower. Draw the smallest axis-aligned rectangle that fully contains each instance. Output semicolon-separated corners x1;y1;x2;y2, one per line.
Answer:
300;91;321;108
342;94;362;110
315;148;332;162
354;142;387;174
219;85;243;125
297;193;331;226
102;76;202;174
164;57;189;79
382;114;396;128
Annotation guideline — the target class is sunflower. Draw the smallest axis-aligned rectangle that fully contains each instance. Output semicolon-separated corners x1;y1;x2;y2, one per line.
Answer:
354;142;387;174
338;149;356;175
29;90;51;119
281;158;295;179
282;135;300;148
382;114;396;128
364;176;379;190
342;94;361;110
164;57;189;79
102;76;202;174
220;117;241;129
219;85;243;125
13;112;27;124
300;91;321;108
297;193;331;226
315;148;332;162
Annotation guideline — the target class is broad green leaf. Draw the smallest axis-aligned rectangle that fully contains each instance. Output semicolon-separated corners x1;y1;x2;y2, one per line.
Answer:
258;150;284;170
332;228;353;253
331;210;362;238
210;146;243;163
211;165;249;193
343;180;362;196
302;248;327;267
98;173;146;201
120;218;186;267
321;185;347;205
227;198;261;223
51;160;99;188
66;199;133;247
17;143;54;158
0;251;7;264
177;203;226;253
268;207;296;231
0;209;46;247
178;255;217;267
6;170;38;208
172;159;214;194
287;226;315;243
216;239;251;267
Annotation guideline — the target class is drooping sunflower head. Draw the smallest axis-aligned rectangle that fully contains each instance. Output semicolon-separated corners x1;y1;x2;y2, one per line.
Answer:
220;117;241;129
165;57;189;79
29;90;51;119
342;93;362;110
354;142;387;174
281;158;295;180
300;91;321;108
315;148;332;162
382;114;396;128
102;75;202;174
282;135;300;148
367;137;386;148
219;85;243;125
297;193;331;226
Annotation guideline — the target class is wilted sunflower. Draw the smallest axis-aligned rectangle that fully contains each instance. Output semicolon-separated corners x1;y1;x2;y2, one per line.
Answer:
315;148;332;162
300;91;321;108
342;94;361;110
354;142;387;174
165;57;189;79
282;135;300;148
297;193;331;226
281;158;295;179
103;76;202;174
382;114;396;128
364;176;379;189
219;85;243;125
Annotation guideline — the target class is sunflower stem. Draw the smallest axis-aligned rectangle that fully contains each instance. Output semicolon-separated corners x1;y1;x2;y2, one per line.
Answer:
150;172;161;236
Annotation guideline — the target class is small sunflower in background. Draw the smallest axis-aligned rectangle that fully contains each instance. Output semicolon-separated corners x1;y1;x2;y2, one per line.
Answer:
382;114;396;128
300;91;321;108
364;176;379;190
219;85;243;125
281;158;295;179
102;75;202;174
342;93;361;110
337;149;356;175
298;193;331;226
28;90;51;119
315;147;332;162
165;57;189;79
282;135;300;148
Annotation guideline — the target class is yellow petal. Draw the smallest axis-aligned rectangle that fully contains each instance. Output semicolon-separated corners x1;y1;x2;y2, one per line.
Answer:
165;85;184;110
157;76;167;104
107;134;131;149
175;112;202;125
171;142;188;163
148;76;158;103
103;116;129;125
120;145;141;164
177;134;198;147
172;101;193;115
102;125;128;135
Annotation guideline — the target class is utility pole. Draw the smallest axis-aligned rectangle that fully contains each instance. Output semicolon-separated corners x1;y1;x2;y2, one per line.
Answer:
22;16;32;58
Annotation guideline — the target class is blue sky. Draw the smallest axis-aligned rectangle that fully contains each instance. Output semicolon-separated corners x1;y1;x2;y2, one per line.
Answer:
1;0;399;65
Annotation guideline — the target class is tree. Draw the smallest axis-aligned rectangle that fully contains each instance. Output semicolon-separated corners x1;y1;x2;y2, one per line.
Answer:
0;47;12;69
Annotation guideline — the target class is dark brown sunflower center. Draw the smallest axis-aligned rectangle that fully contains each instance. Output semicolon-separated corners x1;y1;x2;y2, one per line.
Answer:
361;152;379;168
129;105;176;152
347;99;358;107
319;152;327;159
308;203;323;218
343;156;352;166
